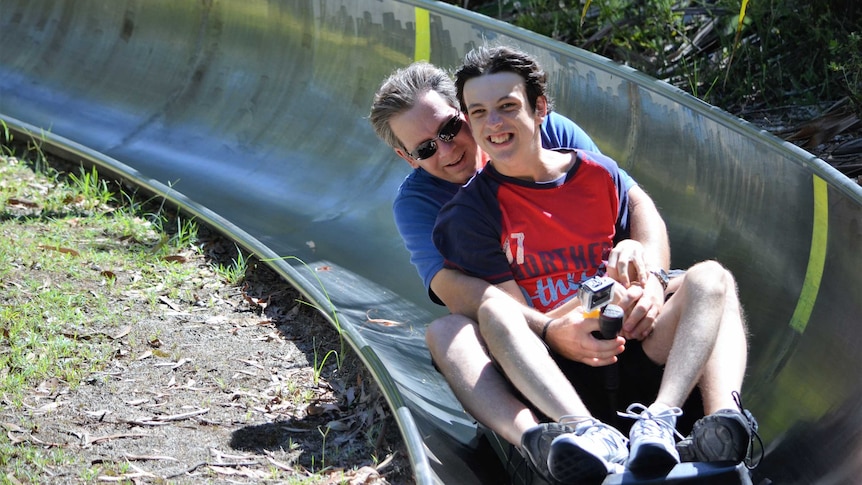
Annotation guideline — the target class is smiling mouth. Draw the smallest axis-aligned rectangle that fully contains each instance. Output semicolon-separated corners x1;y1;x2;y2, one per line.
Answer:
489;133;512;144
445;153;465;168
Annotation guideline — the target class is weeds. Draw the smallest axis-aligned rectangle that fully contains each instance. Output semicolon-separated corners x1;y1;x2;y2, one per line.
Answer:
0;135;244;478
67;165;114;210
312;339;340;386
215;244;249;284
265;255;347;372
472;0;862;114
829;31;862;107
317;425;332;471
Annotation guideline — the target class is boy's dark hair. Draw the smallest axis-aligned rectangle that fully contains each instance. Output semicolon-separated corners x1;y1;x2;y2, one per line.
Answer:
454;45;552;114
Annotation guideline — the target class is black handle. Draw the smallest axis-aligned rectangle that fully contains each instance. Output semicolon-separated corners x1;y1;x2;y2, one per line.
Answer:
595;304;624;340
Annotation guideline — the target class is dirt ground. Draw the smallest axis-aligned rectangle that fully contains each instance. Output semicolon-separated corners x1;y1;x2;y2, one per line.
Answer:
2;203;414;485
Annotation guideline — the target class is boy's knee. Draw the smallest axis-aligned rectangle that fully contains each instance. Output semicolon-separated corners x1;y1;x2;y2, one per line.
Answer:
425;314;474;349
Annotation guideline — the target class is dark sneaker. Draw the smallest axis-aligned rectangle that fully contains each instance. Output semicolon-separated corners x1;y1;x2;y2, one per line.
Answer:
677;393;761;468
547;418;628;485
620;403;683;476
520;422;575;484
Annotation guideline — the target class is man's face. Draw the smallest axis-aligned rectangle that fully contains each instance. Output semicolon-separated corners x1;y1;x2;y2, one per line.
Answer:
389;90;481;184
462;71;546;170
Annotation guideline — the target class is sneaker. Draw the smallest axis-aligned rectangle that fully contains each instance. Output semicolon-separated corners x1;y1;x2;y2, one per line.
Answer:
547;417;628;484
677;391;762;468
520;422;574;485
620;403;683;476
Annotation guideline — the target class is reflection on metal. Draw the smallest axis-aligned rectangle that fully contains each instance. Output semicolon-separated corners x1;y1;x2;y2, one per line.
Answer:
2;1;861;484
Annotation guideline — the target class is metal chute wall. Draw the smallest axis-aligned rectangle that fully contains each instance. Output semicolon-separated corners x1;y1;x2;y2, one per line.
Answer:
2;1;862;483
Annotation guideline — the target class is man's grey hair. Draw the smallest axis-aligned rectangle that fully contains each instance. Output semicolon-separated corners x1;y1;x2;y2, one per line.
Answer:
369;62;459;150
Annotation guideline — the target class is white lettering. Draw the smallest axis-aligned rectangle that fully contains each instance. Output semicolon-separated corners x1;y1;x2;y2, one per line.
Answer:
507;232;525;265
534;274;581;308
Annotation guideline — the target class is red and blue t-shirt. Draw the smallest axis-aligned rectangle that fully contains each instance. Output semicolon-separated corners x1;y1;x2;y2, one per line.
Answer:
433;149;630;312
393;112;609;305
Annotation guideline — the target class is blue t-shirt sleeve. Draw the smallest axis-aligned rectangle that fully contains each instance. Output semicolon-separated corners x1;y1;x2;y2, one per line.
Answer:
542;112;638;192
541;111;600;153
392;170;459;304
393;192;443;292
618;167;635;192
433;186;513;286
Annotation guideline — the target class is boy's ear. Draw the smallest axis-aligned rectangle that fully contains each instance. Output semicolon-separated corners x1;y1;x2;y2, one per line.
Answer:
536;95;549;118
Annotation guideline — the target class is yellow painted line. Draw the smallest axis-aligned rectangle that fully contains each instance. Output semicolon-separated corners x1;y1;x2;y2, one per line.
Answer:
789;176;828;333
414;8;430;62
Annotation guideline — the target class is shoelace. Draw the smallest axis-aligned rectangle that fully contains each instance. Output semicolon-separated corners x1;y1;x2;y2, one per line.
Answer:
559;415;629;449
732;391;764;469
618;403;685;441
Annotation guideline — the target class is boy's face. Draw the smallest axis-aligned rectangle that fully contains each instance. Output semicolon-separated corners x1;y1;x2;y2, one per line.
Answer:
462;71;546;169
389;89;481;184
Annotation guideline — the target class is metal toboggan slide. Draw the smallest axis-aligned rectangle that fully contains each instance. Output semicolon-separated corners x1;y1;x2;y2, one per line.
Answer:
2;1;862;483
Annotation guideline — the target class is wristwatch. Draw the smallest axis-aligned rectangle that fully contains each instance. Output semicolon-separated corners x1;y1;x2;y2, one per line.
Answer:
649;268;669;291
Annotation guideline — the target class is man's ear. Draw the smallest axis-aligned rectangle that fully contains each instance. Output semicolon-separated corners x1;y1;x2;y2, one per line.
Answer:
394;147;420;169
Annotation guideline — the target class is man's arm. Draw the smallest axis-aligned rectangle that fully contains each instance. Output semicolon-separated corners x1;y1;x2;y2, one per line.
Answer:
606;185;670;339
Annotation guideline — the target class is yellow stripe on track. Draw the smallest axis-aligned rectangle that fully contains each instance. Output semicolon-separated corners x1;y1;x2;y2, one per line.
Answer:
414;8;430;62
789;176;828;333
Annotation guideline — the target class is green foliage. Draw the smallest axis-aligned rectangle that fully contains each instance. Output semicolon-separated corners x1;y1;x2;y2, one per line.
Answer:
464;0;862;114
67;165;115;210
828;31;862;106
0;142;203;403
312;340;339;386
215;245;249;284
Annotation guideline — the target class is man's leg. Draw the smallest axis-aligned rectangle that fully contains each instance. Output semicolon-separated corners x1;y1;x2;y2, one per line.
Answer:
627;260;737;474
675;267;759;464
475;297;591;421
644;260;734;406
695;267;748;413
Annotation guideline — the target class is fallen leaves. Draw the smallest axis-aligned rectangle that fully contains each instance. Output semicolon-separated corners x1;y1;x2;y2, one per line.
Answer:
37;244;80;257
365;309;404;327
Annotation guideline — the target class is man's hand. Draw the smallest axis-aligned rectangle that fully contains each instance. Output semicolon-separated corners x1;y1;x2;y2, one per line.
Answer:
606;239;649;288
544;311;625;366
605;238;667;340
612;277;665;340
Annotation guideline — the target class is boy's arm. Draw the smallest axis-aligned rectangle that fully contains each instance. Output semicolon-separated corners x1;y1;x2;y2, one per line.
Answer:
431;269;619;367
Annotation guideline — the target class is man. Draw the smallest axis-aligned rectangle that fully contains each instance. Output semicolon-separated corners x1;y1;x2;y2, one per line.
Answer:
431;45;758;483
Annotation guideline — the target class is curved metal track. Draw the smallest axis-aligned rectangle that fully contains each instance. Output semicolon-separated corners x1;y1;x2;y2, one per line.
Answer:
2;1;861;483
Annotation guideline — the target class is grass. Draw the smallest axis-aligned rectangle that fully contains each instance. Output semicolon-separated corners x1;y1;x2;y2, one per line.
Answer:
0;124;408;484
266;255;348;372
0;140;171;477
215;243;250;284
0;134;204;394
0;130;398;484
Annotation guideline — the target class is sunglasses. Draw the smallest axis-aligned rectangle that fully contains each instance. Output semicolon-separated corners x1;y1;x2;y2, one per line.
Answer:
404;115;463;160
